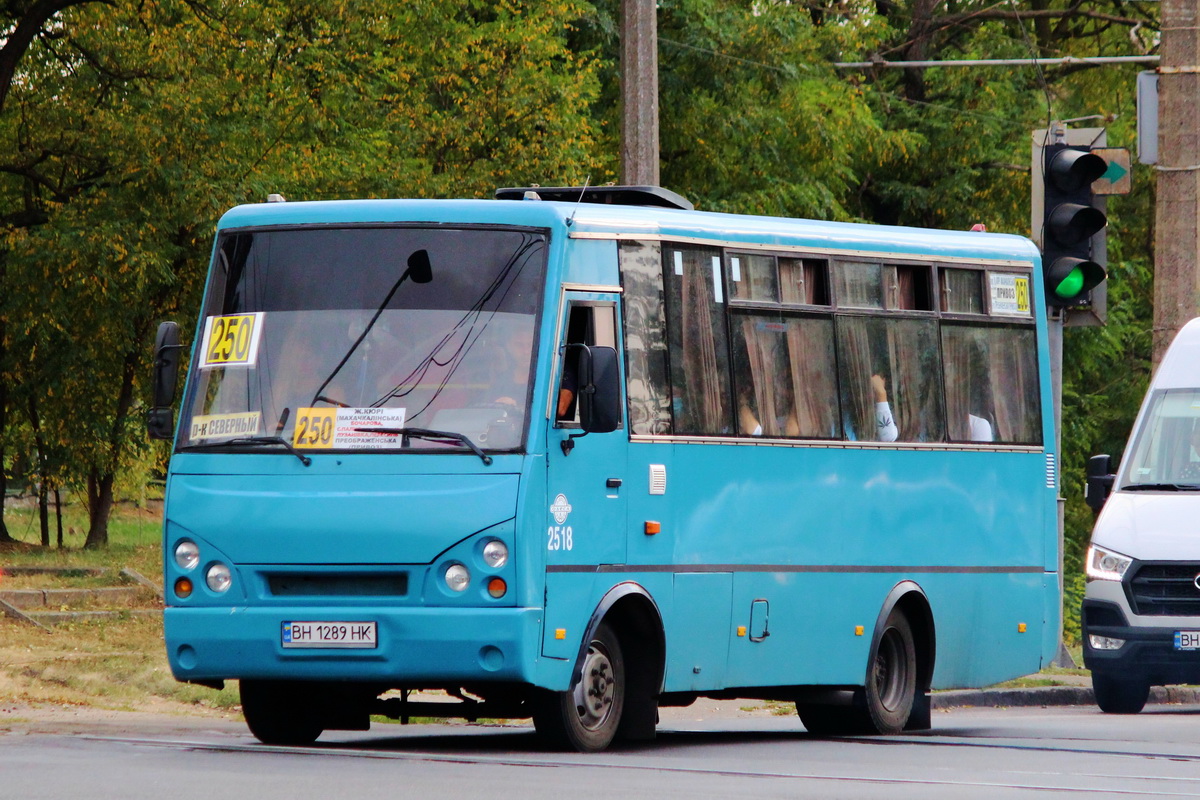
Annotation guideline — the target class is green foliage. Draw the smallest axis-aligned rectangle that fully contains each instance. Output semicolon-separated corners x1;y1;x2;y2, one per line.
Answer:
0;0;602;544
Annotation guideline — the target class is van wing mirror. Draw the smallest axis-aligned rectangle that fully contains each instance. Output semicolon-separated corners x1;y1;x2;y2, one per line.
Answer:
1084;453;1115;513
148;321;183;441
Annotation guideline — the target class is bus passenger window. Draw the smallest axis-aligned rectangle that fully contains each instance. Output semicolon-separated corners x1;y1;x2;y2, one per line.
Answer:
728;253;779;302
780;258;830;306
836;316;945;443
886;265;934;311
940;268;985;314
732;313;839;439
834;262;884;309
942;324;1041;444
619;242;672;436
664;246;732;435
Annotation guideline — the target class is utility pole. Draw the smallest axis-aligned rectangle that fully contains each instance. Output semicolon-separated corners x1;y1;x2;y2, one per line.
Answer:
1153;0;1200;365
621;0;659;186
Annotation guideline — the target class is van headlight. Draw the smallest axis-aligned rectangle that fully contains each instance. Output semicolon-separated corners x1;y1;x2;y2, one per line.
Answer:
1086;545;1133;581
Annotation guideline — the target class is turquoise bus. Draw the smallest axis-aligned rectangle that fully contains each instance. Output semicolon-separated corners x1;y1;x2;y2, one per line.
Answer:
150;186;1058;751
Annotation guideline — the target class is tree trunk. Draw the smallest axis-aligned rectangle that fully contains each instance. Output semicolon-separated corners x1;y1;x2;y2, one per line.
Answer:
28;396;50;546
0;268;14;545
84;468;115;549
54;486;63;549
83;340;142;548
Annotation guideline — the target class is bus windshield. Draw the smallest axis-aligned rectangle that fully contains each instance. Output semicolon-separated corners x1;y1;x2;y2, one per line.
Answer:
178;225;548;455
1121;388;1200;489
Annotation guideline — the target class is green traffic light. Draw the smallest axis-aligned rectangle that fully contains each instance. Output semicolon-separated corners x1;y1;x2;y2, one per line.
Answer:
1055;267;1085;299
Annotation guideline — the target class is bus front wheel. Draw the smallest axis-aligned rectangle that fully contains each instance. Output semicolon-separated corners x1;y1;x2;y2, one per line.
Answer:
240;680;325;746
533;622;625;752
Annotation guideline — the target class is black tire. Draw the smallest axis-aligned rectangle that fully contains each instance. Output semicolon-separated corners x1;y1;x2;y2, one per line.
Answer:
796;701;866;735
1093;673;1150;714
864;609;917;734
799;609;917;735
240;680;325;745
533;622;625;752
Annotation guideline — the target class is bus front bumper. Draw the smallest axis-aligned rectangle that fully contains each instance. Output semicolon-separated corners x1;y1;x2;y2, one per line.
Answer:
164;605;545;685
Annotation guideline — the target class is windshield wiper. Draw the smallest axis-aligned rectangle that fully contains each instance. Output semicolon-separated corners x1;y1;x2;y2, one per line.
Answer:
180;436;312;467
355;426;492;466
1124;482;1200;491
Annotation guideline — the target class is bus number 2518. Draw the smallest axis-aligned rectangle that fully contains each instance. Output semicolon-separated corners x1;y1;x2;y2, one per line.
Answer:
548;526;573;551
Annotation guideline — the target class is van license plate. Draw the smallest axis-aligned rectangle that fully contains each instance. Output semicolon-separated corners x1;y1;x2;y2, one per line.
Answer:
282;621;377;648
1174;631;1200;650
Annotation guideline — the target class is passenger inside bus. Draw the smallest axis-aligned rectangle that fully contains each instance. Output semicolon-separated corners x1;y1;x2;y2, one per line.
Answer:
870;373;899;443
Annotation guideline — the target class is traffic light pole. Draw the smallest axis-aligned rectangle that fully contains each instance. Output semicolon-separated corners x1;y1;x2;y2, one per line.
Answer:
1047;308;1072;667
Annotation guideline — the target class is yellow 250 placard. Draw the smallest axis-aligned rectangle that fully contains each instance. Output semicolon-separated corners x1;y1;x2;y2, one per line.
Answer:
200;313;264;368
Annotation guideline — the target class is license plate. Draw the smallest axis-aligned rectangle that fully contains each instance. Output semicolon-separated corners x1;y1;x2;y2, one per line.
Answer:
1174;630;1200;650
282;621;377;649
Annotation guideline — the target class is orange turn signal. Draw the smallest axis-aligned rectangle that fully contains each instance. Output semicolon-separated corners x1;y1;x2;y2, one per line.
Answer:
487;577;507;598
644;521;661;536
174;577;194;598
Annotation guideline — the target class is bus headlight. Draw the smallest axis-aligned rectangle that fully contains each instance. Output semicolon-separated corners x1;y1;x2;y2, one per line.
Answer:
445;564;470;592
1086;545;1133;581
206;563;233;593
482;540;508;569
174;541;200;571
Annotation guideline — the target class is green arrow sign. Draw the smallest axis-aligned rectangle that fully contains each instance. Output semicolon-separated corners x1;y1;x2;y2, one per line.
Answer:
1093;147;1132;195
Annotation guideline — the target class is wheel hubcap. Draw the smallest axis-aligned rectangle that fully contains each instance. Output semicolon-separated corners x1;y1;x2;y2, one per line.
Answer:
573;642;615;731
873;628;910;712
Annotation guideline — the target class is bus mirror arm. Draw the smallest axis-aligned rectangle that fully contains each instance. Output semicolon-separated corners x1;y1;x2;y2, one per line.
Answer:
560;345;620;456
148;321;184;441
1084;453;1115;514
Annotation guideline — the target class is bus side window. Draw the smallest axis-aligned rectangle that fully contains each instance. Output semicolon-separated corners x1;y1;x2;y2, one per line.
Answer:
620;241;673;436
557;304;619;426
663;246;732;435
731;312;839;439
837;316;946;443
942;324;1041;444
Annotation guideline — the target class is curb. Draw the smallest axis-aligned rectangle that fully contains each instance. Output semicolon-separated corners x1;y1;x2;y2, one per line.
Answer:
932;684;1200;709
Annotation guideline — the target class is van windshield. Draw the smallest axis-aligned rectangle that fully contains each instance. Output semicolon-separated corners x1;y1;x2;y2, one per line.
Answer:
177;225;547;455
1121;389;1200;489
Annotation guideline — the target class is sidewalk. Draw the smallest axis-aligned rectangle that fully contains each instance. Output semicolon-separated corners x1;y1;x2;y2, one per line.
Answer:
932;681;1200;710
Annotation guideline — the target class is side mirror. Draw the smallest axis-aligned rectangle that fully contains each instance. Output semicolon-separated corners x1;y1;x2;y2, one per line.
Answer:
147;407;176;441
1085;453;1115;513
153;321;182;407
577;345;620;434
148;321;182;441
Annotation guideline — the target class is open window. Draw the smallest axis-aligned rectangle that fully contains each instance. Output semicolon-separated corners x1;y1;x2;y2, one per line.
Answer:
556;303;619;427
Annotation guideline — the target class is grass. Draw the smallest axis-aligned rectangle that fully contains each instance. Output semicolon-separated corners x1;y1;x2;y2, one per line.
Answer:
0;498;240;718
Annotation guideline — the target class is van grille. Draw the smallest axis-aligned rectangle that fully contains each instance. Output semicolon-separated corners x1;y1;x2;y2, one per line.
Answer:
1128;563;1200;616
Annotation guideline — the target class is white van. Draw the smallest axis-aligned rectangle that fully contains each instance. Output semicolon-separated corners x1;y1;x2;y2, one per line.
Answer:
1083;317;1200;713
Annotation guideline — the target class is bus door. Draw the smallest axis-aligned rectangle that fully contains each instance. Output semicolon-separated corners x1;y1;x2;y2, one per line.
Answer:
541;293;627;657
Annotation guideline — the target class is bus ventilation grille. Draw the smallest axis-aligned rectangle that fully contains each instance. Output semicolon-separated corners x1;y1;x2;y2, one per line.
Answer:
649;464;667;495
1045;453;1057;489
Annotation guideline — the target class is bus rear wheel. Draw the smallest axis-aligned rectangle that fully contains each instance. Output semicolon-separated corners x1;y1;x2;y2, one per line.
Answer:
800;608;918;735
533;622;625;752
1092;674;1149;714
863;609;917;734
240;680;325;745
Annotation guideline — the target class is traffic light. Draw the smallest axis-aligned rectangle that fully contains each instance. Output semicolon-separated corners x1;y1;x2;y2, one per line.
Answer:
1041;144;1108;308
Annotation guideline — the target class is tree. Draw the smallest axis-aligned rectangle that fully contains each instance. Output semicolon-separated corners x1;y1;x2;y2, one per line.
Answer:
0;0;602;546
